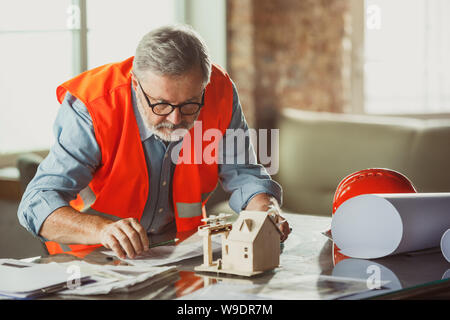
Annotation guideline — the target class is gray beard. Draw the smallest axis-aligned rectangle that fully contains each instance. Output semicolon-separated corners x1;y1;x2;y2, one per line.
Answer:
136;95;195;142
151;121;194;142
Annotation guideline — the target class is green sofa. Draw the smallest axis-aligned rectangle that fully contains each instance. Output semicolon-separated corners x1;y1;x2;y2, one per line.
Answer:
275;108;450;216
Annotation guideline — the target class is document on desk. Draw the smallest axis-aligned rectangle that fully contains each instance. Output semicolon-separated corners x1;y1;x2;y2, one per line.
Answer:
53;261;177;295
102;233;222;267
0;260;89;299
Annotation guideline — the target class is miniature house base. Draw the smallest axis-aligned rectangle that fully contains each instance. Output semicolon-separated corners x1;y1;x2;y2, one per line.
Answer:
194;211;282;277
194;261;266;277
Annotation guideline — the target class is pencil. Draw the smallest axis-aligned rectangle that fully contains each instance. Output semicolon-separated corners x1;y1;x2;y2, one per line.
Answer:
149;238;179;248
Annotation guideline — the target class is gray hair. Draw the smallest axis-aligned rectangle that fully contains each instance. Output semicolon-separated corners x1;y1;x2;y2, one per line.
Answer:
133;24;212;87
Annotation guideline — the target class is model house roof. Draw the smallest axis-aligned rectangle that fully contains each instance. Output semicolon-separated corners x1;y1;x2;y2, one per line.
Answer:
226;210;282;242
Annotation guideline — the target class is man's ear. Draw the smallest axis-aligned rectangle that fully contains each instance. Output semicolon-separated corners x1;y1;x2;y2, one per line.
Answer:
130;72;138;91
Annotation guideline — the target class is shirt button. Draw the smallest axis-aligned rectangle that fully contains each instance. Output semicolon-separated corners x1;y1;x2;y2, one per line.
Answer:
164;154;168;159
158;208;163;213
162;181;167;186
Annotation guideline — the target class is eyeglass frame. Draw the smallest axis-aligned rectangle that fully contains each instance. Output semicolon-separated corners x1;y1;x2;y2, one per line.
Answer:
137;79;205;116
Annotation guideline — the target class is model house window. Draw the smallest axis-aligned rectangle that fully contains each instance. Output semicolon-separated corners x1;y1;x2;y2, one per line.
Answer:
364;0;450;114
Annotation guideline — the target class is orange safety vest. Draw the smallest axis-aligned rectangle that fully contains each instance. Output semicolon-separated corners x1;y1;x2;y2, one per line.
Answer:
45;57;233;255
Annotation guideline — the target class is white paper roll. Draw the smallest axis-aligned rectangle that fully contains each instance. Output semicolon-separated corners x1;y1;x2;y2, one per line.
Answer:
441;229;450;263
331;193;450;259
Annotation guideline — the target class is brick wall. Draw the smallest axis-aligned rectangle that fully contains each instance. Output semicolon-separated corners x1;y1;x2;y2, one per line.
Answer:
227;0;353;128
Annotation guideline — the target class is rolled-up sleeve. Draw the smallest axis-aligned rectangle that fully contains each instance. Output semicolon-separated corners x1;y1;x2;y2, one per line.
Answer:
17;93;101;238
219;82;283;213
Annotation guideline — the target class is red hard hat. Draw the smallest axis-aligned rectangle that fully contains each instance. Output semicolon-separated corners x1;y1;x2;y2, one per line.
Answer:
332;168;417;214
332;168;417;265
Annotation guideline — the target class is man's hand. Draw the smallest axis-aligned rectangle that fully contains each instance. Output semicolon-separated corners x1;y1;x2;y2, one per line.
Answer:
99;218;150;259
271;214;290;242
245;193;291;242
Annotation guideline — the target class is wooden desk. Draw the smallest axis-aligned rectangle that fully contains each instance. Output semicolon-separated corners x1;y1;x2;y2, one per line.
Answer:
32;213;450;300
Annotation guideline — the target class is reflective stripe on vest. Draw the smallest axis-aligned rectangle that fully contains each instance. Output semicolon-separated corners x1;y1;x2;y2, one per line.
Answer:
44;242;102;258
176;202;202;218
176;191;215;218
69;185;97;212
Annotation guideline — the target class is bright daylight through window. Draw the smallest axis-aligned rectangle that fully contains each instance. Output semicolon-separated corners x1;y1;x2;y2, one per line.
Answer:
0;0;176;154
364;0;450;114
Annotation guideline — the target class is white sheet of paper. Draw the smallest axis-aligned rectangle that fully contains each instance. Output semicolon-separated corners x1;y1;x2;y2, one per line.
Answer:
331;193;450;259
0;262;75;294
103;232;222;267
50;261;177;295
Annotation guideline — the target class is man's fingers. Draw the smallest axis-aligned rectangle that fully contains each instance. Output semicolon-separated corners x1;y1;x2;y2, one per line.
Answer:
121;222;144;256
106;234;126;259
99;218;149;259
112;228;136;259
129;219;150;251
278;220;291;242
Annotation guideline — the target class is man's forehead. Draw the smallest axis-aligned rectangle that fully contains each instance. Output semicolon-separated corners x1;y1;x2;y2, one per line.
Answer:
136;69;204;101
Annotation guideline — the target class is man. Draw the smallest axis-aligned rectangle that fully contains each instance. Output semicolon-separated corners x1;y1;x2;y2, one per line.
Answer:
18;24;290;259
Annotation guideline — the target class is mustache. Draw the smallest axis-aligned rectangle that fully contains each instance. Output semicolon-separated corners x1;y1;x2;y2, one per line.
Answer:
154;122;191;130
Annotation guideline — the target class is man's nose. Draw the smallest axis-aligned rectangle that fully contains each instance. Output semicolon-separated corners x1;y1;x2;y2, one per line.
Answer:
166;107;182;125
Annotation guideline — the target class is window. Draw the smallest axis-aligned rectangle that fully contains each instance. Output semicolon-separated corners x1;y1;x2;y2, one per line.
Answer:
0;0;73;153
0;0;225;156
364;0;450;114
86;0;176;69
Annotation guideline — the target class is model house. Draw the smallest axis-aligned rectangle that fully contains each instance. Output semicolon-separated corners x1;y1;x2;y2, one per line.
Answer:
196;211;282;277
221;211;282;276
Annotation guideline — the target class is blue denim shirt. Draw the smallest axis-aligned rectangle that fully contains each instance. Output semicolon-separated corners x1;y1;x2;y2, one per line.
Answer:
17;81;282;240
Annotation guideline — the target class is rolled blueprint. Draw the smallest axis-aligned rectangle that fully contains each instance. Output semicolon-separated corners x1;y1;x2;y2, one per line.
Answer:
441;229;450;263
331;193;450;259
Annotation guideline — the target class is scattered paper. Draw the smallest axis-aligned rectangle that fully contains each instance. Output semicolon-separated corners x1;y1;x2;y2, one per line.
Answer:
0;260;88;299
54;261;177;295
331;193;450;259
103;233;222;267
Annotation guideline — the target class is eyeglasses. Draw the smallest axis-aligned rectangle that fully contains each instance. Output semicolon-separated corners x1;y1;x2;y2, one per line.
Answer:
137;80;205;116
